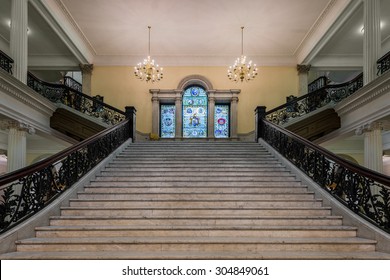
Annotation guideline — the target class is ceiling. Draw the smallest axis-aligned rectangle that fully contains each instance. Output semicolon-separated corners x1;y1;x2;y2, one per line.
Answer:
1;0;389;72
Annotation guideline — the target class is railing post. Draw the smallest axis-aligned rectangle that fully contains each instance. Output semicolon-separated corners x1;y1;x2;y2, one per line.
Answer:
125;106;137;142
255;106;267;142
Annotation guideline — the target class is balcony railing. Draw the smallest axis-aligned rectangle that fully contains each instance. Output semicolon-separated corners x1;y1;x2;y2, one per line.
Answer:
0;119;131;233
377;51;390;76
0;50;13;74
266;73;363;126
258;118;390;234
27;72;125;125
64;75;82;93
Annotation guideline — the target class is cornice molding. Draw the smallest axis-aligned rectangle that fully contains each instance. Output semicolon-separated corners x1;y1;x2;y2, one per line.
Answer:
296;0;360;64
0;70;57;118
335;71;390;116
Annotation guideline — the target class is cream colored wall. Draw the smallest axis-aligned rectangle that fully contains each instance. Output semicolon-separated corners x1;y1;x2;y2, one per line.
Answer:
91;66;298;134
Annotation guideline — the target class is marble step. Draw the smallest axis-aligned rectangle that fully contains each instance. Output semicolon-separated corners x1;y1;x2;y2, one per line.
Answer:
75;192;315;200
3;250;390;260
83;186;310;194
34;225;358;238
98;171;293;177
103;165;285;171
60;207;332;217
49;215;343;227
87;181;305;187
69;199;324;208
92;176;300;182
14;237;377;253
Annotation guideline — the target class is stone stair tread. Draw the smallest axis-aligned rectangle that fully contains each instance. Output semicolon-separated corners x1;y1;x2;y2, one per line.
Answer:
15;236;377;245
35;225;357;231
61;206;331;210
2;250;389;260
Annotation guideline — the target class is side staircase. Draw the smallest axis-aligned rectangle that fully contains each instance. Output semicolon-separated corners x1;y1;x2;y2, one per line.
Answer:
1;141;390;259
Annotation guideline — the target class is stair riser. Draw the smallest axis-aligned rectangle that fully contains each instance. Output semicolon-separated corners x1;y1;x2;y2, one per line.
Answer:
108;163;283;168
83;187;309;194
36;229;357;238
60;209;331;216
76;194;315;200
88;181;305;187
104;166;285;171
16;243;375;253
99;171;292;177
69;200;323;208
50;218;343;227
93;177;300;182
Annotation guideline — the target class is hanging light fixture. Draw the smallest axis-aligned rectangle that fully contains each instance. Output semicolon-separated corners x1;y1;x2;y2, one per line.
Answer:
134;26;163;82
227;26;258;82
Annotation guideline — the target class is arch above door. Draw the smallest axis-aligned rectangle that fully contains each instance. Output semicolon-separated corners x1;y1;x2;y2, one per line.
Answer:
150;75;240;139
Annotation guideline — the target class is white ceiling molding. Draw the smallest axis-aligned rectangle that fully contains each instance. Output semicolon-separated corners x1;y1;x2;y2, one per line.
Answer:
296;0;360;64
28;54;81;70
30;0;95;64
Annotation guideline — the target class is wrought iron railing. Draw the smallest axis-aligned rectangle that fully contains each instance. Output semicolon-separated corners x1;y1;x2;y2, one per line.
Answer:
266;73;363;126
259;119;390;233
377;51;390;76
64;75;82;93
307;76;328;93
0;119;130;233
27;72;125;125
0;50;13;74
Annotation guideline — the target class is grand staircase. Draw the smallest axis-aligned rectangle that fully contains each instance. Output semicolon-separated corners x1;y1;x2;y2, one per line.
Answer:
1;141;389;259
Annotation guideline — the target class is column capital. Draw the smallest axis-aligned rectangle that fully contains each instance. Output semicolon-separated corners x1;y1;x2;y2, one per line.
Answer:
0;120;35;134
79;64;94;75
355;120;390;135
297;64;311;74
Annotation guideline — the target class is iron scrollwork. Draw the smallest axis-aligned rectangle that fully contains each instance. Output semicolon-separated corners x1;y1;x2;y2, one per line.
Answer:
0;50;14;74
377;51;390;76
27;73;125;125
261;120;390;233
0;120;130;233
266;73;363;126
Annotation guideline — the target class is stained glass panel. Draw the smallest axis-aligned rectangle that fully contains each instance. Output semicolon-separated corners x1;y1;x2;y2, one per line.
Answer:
160;104;175;138
214;104;229;138
182;86;208;138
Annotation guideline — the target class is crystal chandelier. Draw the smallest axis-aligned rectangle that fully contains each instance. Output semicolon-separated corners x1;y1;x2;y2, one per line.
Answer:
227;27;258;82
134;26;163;82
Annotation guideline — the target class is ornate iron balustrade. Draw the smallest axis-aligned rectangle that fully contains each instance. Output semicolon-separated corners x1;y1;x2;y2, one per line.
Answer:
377;51;390;76
0;120;130;233
27;72;125;125
260;119;390;233
266;73;363;126
64;76;82;93
307;76;328;93
0;50;13;74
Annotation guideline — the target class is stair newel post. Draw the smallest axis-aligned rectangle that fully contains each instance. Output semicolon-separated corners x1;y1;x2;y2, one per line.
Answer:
255;106;267;142
125;106;137;142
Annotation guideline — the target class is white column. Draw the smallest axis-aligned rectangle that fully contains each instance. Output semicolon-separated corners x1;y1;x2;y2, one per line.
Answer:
356;121;383;173
363;0;381;85
297;64;311;96
150;90;160;136
10;0;28;83
230;90;240;139
175;90;183;138
207;90;216;138
0;121;35;173
79;64;94;95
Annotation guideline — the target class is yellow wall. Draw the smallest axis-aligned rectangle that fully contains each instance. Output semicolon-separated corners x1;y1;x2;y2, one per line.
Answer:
91;66;298;134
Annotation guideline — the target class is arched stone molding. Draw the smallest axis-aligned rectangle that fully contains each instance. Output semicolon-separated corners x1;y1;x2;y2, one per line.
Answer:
177;75;213;91
150;75;240;139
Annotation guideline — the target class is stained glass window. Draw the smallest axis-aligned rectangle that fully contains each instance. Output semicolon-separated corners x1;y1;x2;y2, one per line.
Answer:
160;104;175;138
182;86;208;138
214;104;229;138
